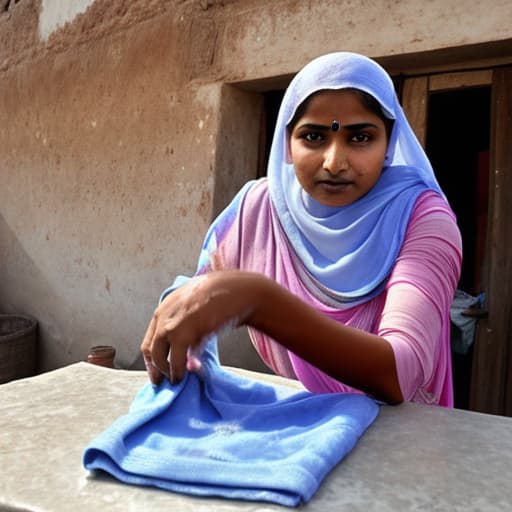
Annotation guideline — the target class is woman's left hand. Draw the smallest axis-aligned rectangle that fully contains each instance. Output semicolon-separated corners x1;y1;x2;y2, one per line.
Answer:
140;271;263;385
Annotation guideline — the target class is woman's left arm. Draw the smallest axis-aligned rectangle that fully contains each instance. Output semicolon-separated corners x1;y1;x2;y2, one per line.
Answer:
377;193;462;403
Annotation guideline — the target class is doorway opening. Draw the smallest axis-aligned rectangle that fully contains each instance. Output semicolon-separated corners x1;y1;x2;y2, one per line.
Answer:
257;90;285;178
426;86;491;409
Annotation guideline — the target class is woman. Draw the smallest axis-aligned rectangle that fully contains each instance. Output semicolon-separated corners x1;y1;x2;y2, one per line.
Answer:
141;52;462;406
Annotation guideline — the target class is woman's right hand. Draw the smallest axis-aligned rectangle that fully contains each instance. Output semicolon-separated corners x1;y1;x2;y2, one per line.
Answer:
140;271;266;385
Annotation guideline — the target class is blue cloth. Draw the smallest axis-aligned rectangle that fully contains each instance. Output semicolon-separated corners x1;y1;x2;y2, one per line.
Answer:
450;289;484;355
83;346;379;507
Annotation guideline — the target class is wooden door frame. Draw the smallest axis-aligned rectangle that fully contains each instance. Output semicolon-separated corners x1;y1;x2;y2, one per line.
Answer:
470;67;512;415
402;67;512;415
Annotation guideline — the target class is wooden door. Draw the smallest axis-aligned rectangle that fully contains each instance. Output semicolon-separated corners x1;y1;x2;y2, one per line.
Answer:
470;67;512;415
402;67;512;415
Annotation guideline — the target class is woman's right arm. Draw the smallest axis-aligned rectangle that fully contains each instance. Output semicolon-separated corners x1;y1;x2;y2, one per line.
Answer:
141;269;404;404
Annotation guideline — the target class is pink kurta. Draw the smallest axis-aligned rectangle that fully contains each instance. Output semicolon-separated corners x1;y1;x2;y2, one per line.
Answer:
212;180;462;406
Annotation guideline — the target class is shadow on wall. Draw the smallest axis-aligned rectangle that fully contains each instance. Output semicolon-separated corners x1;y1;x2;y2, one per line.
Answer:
219;327;271;374
0;212;85;372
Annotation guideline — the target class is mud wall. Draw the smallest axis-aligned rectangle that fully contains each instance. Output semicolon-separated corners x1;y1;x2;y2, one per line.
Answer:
1;0;511;372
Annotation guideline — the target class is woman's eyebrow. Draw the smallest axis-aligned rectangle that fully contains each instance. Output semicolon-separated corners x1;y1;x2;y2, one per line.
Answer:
296;123;330;131
342;122;378;131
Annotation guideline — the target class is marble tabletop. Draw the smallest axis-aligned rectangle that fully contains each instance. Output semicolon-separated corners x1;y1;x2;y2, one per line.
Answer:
1;362;512;511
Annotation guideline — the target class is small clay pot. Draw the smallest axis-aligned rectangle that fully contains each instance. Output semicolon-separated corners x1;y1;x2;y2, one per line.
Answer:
87;345;116;368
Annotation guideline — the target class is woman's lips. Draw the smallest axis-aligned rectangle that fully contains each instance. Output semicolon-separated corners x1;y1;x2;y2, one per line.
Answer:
317;179;352;192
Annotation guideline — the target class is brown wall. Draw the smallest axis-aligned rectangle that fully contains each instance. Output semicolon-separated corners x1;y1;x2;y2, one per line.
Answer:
1;0;512;372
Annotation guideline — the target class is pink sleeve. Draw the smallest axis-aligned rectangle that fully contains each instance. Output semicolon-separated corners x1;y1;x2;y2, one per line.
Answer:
378;192;462;405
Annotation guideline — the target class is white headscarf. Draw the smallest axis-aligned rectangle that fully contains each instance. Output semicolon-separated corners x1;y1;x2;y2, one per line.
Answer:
267;52;444;302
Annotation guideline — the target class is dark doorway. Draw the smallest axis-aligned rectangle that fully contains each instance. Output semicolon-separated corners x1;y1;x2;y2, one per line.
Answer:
426;86;491;409
257;90;285;178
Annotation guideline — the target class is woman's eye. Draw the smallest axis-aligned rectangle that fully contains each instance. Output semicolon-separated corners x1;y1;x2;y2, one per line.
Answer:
302;132;324;142
350;133;371;143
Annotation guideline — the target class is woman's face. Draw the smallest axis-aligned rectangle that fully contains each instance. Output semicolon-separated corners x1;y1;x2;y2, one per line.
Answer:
289;89;388;208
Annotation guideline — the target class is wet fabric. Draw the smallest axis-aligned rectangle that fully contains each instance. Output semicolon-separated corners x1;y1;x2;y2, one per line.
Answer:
83;346;379;507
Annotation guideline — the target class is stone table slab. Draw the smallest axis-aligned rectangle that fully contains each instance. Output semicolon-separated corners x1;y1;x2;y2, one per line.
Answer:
1;362;512;511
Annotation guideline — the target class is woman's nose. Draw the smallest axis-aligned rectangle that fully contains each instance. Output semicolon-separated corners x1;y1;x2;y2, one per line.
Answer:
323;141;348;174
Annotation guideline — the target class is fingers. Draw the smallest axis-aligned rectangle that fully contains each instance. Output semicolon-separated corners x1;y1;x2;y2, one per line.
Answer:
141;273;244;385
140;307;193;386
140;314;166;385
143;353;163;385
168;339;188;384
